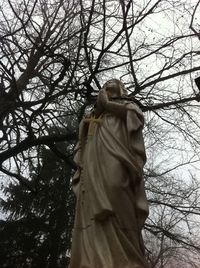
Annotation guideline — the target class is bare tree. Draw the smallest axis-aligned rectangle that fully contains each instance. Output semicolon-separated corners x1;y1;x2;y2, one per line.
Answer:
0;0;200;266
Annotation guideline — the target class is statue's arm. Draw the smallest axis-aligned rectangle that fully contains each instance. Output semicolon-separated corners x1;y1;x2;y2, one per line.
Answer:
96;89;127;119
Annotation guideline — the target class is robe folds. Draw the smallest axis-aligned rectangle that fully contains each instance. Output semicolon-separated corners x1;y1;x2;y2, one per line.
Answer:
69;101;149;268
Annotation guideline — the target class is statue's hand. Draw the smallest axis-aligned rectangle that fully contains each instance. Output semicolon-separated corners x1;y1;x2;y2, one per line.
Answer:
97;88;109;107
95;89;108;117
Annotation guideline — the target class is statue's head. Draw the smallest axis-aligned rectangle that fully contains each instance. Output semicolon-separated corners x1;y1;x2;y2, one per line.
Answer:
102;79;127;98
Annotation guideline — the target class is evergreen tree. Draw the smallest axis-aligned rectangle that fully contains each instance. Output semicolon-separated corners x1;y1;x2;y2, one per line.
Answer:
0;144;75;268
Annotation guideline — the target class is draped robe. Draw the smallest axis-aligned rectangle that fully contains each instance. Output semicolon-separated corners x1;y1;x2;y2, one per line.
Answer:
69;100;149;268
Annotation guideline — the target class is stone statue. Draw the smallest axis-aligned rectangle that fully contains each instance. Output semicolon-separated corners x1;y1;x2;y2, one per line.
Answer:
69;79;149;268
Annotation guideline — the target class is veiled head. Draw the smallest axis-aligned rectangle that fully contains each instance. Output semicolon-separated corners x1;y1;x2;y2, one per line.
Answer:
102;79;127;98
